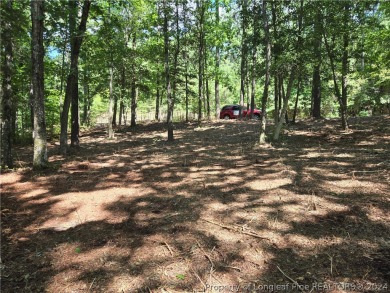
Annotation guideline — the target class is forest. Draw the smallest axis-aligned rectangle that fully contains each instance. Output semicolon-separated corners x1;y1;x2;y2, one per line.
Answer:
1;0;390;292
1;0;389;168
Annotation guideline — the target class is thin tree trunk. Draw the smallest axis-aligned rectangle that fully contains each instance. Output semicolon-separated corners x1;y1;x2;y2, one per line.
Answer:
341;3;350;119
172;0;180;122
214;0;220;119
163;0;173;140
311;8;322;119
274;76;279;124
197;0;204;122
250;0;260;119
292;78;300;123
259;0;271;144
185;70;189;122
82;67;89;125
155;73;161;121
60;0;91;154
131;32;137;127
31;0;48;168
112;93;118;126
204;38;210;120
1;0;14;168
240;0;248;117
59;29;68;112
130;79;137;127
70;67;79;147
273;68;296;141
107;65;115;138
119;66;125;126
206;77;210;120
323;30;349;130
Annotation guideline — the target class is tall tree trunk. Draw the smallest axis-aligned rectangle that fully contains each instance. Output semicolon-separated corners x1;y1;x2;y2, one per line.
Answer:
273;68;296;141
119;100;124;125
274;76;279;124
31;0;47;168
323;30;349;130
293;0;304;123
185;69;189;122
172;0;180;122
214;0;220;119
311;9;322;119
292;78;300;123
250;0;260;119
82;63;88;125
341;3;350;120
155;73;161;121
204;38;210;120
107;64;115;138
112;94;118;126
130;81;137;127
131;32;137;127
206;77;210;120
163;0;174;141
197;0;204;122
272;2;279;124
259;0;271;144
70;68;79;147
59;29;68;112
240;0;248;117
60;0;91;154
1;0;14;168
119;66;125;126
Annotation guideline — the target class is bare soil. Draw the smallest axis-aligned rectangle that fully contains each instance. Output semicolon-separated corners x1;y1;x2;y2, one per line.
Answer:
1;116;389;293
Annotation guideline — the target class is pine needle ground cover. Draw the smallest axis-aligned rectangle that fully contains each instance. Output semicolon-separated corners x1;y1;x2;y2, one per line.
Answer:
1;116;389;292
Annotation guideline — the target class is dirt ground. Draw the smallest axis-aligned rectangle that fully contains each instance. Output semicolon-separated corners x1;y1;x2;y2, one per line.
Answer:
1;116;389;293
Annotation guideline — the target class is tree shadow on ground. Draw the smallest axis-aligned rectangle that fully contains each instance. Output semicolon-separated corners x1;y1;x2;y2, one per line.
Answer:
1;116;389;292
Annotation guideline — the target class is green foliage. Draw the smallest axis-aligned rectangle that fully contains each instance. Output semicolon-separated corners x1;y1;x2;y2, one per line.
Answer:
4;0;390;151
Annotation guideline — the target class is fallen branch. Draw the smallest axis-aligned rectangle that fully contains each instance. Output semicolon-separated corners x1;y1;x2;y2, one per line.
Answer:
201;218;271;241
189;266;206;291
221;265;242;272
164;241;174;256
196;240;215;269
277;266;305;293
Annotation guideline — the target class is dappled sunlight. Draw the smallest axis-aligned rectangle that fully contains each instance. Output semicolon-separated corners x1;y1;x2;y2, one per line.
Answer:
1;172;22;184
3;118;389;292
246;177;293;191
323;179;387;195
40;187;153;231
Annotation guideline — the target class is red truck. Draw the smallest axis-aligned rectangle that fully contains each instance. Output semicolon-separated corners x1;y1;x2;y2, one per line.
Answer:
219;104;262;120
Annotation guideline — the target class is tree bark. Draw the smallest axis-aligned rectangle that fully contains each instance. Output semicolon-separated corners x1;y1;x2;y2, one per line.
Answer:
341;3;350;118
197;0;204;122
163;0;174;141
1;0;14;168
185;69;189;122
31;0;48;168
259;0;271;144
323;30;349;130
60;0;91;154
250;0;260;119
119;66;126;126
240;0;248;117
112;93;118;126
214;0;220;119
155;72;161;121
272;2;279;124
273;68;296;141
311;9;322;119
292;78;300;123
108;65;115;138
131;32;137;127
